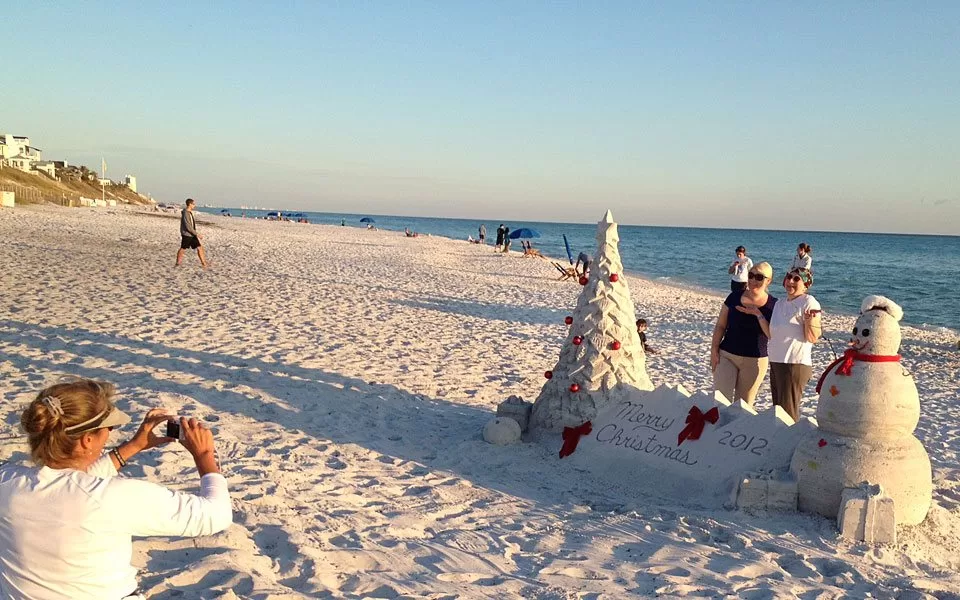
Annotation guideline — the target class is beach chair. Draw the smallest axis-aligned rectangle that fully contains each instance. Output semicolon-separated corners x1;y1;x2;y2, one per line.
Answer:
553;262;578;281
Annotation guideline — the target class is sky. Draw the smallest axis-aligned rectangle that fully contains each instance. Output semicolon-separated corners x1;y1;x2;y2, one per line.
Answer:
3;2;959;234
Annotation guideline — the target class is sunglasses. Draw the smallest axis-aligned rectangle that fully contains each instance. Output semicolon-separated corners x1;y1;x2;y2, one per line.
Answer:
748;272;767;281
785;275;804;283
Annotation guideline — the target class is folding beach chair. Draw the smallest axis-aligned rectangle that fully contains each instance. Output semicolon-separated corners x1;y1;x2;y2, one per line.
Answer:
553;262;578;281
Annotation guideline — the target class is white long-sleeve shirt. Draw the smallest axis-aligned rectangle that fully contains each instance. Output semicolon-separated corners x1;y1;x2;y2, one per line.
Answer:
0;454;232;600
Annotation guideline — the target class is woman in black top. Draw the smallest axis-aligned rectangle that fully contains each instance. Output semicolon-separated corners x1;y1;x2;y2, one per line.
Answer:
709;262;777;405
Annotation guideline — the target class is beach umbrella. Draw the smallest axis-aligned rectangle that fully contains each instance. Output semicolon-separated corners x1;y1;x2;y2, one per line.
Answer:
360;217;375;223
509;228;541;239
563;234;574;264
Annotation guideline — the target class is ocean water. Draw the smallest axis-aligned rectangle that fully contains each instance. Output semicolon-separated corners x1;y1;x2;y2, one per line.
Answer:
201;208;959;333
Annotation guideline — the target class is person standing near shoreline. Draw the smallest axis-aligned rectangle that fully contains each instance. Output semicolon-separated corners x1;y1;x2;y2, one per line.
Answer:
478;224;486;244
176;199;208;268
494;224;505;251
790;243;813;272
728;246;752;292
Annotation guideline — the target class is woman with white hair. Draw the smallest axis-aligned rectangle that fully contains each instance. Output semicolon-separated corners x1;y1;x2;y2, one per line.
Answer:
0;378;232;600
710;261;777;405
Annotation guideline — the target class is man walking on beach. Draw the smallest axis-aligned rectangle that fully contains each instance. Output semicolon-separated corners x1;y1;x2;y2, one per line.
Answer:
176;198;208;268
479;223;486;244
495;224;505;251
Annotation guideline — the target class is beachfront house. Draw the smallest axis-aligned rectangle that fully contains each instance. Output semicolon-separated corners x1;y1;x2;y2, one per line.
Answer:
0;133;43;173
125;175;137;192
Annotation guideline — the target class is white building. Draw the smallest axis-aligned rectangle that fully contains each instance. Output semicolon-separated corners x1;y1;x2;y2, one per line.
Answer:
125;175;137;192
0;134;43;172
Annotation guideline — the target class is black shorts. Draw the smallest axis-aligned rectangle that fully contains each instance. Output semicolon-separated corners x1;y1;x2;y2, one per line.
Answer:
180;235;201;249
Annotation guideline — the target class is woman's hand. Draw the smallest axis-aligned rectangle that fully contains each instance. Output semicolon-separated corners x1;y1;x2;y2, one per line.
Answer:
129;409;177;453
178;417;220;476
735;305;762;318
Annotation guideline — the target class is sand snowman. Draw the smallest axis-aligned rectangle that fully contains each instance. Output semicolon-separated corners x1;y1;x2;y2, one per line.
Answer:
791;295;932;525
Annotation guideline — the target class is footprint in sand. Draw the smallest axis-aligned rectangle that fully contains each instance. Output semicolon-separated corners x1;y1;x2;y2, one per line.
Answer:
436;572;504;586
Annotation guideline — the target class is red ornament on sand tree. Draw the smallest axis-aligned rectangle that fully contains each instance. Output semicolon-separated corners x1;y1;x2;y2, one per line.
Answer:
609;273;619;282
572;336;583;346
544;370;553;379
570;383;580;392
564;316;573;325
611;340;621;350
579;276;588;285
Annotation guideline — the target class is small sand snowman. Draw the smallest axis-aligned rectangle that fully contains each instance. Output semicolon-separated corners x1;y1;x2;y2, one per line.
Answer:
792;295;932;525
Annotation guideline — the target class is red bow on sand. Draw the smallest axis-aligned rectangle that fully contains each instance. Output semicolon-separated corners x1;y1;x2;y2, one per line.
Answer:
559;421;592;458
815;349;901;394
677;406;720;446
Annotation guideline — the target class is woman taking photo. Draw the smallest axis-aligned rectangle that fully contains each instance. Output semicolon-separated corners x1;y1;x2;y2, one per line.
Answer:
710;262;776;405
0;378;232;600
768;268;822;421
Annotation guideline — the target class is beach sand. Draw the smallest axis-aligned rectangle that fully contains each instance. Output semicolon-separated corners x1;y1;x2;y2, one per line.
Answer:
1;205;958;598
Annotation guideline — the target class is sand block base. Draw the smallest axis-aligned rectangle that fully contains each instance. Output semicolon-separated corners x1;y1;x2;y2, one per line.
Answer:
0;192;14;208
732;471;798;513
497;396;532;432
838;483;896;544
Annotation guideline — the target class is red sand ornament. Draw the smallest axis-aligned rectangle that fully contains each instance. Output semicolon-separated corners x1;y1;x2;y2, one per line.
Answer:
564;316;573;325
677;406;720;446
572;336;583;345
818;439;828;448
579;276;588;285
611;340;621;350
544;370;553;379
609;273;619;282
559;421;592;459
569;383;580;392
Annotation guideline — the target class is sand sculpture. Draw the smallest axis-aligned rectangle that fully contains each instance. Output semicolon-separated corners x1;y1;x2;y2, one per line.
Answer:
530;210;653;433
791;295;932;525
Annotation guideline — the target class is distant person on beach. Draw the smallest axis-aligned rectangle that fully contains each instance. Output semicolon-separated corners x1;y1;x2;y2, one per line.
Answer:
0;378;232;600
728;246;753;292
636;318;658;354
502;227;511;253
341;218;345;226
711;261;776;405
176;198;208;268
768;267;822;421
790;243;813;272
575;252;591;277
495;224;506;251
479;224;486;244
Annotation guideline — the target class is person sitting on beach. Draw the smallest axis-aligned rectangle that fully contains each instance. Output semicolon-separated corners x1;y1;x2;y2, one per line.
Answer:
0;378;233;600
522;241;542;257
636;318;658;354
710;261;776;405
406;228;420;238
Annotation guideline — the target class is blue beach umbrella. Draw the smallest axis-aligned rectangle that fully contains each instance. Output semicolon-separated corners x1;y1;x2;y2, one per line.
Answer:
563;234;574;264
509;228;541;239
360;217;376;223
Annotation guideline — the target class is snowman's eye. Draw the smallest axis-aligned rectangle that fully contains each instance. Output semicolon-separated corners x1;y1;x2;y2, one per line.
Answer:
853;327;858;335
861;328;870;336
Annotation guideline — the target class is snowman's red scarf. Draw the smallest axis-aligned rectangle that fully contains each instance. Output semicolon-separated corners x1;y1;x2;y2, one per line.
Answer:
815;348;901;393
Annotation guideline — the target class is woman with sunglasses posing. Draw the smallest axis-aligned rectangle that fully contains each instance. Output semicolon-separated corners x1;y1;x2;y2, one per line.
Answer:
767;268;822;421
710;262;777;405
0;378;232;600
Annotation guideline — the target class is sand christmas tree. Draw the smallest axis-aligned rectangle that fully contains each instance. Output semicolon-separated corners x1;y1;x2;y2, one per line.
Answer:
530;210;653;433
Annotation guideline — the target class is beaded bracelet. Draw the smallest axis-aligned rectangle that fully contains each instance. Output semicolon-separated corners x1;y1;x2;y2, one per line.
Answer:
111;447;127;469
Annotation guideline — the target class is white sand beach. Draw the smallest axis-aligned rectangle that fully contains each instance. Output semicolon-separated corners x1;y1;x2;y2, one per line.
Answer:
1;205;958;599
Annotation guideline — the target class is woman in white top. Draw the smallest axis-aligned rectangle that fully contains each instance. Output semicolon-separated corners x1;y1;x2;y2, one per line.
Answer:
767;268;822;421
789;243;812;272
0;379;232;600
